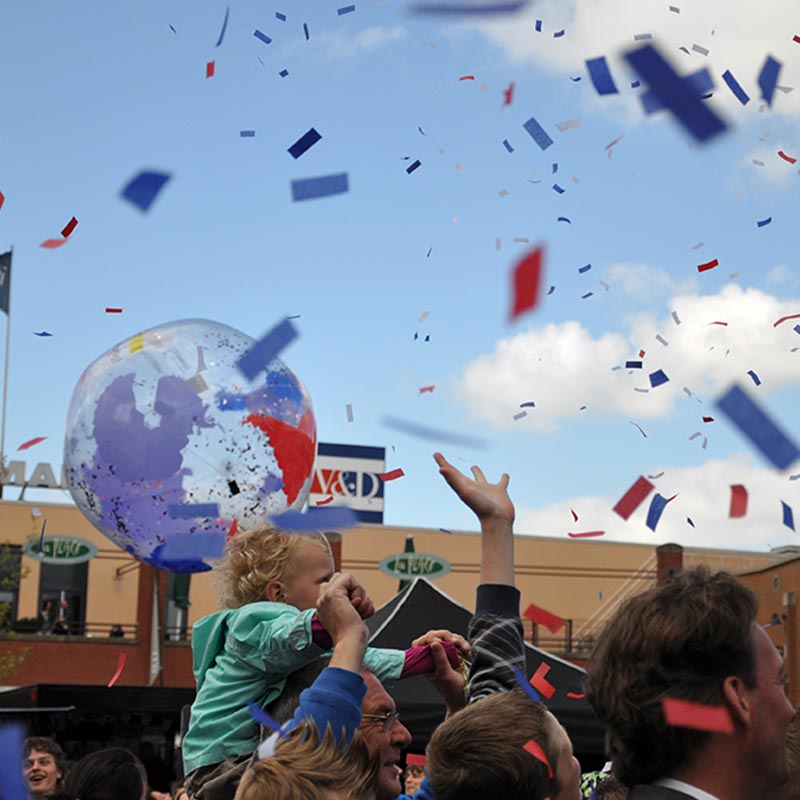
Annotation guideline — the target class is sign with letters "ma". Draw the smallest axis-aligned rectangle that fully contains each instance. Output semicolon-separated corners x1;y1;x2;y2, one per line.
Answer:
22;536;98;564
379;552;451;580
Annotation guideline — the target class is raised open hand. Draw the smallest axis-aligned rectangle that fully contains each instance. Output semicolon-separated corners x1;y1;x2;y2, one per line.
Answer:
434;452;515;524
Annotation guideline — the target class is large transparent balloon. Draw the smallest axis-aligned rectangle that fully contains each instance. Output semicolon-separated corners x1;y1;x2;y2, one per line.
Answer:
64;319;316;572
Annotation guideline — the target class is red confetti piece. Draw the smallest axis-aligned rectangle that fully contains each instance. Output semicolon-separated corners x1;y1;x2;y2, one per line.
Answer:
226;518;239;542
379;468;405;481
0;191;4;210
778;150;797;164
523;603;565;634
707;321;728;326
18;436;46;451
702;416;714;423
566;692;585;699
794;34;800;43
697;258;719;272
40;238;69;249
638;349;645;358
459;75;475;81
530;661;556;699
206;60;215;78
107;652;127;688
523;740;553;777
729;484;748;518
568;531;605;538
503;81;515;105
419;385;436;394
570;509;578;522
613;476;654;520
773;313;800;328
662;697;734;734
315;495;335;506
61;216;78;238
105;307;123;313
510;246;545;320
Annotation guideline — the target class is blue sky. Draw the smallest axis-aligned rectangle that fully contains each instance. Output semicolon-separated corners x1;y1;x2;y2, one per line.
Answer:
2;0;800;552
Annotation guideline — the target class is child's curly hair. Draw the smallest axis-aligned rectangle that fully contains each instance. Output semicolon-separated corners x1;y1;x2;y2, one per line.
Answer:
215;526;331;609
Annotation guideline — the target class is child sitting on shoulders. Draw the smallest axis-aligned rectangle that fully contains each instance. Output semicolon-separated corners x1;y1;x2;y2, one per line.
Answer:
183;526;459;800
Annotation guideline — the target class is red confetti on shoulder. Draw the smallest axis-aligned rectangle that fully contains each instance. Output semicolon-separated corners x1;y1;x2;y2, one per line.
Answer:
40;238;68;249
662;697;734;734
778;150;797;164
697;258;719;272
206;60;215;78
18;436;46;451
379;468;405;481
510;246;545;320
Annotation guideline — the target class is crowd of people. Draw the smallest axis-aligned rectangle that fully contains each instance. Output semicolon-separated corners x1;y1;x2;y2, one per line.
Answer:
19;452;800;800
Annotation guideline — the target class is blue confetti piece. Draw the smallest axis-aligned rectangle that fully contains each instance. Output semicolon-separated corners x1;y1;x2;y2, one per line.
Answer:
406;159;422;174
240;130;256;138
585;56;618;95
649;369;669;388
747;370;762;387
581;292;594;299
552;29;565;38
722;69;750;105
625;360;643;369
645;493;670;531
547;286;555;295
168;503;219;519
551;162;558;174
569;75;582;82
687;517;695;528
215;5;230;47
291;172;349;201
34;331;53;336
120;170;171;212
557;216;571;224
783;501;795;531
716;383;800;470
794;324;800;335
513;666;541;703
418;126;426;135
757;217;772;228
553;183;564;194
624;44;727;143
279;69;289;77
381;415;488;449
274;507;357;531
0;724;26;800
254;29;272;44
578;263;592;274
160;532;227;560
410;1;527;13
535;19;542;31
288;127;322;159
631;80;641;88
237;317;299;380
758;55;781;106
276;11;287;21
303;22;310;40
641;68;713;114
522;116;554;150
502;139;514;153
337;4;356;14
248;701;287;735
520;401;536;408
169;24;177;35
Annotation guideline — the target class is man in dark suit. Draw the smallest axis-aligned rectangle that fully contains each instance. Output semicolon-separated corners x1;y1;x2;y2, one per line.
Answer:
584;567;796;800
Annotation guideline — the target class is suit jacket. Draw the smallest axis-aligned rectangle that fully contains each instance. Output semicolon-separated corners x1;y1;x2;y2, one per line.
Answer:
628;787;699;800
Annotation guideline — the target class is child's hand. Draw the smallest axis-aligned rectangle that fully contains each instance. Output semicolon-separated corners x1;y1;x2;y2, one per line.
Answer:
434;452;515;524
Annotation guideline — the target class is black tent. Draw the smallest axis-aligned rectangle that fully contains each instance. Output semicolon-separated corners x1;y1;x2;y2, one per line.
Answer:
366;577;606;758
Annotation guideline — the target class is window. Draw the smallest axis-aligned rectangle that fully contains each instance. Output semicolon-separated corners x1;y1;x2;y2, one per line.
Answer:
774;575;780;591
39;561;88;635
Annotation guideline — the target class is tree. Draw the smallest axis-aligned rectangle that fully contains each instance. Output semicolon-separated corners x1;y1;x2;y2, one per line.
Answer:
0;542;31;680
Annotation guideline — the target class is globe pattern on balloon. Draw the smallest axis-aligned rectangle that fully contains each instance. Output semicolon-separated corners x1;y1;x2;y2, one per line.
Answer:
64;319;316;572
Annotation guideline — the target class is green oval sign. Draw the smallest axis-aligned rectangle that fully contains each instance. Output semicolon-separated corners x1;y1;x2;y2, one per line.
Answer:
379;552;451;580
23;536;98;564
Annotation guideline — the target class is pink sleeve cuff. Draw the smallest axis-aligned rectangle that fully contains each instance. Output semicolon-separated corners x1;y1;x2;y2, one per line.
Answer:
311;613;333;650
400;641;460;679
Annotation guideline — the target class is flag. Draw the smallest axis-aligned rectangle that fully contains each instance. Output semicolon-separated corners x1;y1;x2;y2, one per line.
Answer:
149;579;162;686
0;251;11;316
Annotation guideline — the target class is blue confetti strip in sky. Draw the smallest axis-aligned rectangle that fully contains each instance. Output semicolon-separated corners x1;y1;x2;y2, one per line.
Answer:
783;501;795;531
645;493;670;531
254;29;272;44
715;384;800;470
649;369;669;387
291;172;349;201
288;127;322;159
747;369;762;386
522;116;554;150
381;415;488;448
641;68;713;114
120;170;171;212
502;139;514;153
757;217;772;228
406;160;422;174
215;5;230;47
585;56;618;95
758;55;781;106
237;317;299;380
240;130;255;138
624;43;727;143
721;69;750;105
276;11;286;21
337;5;356;14
409;1;528;14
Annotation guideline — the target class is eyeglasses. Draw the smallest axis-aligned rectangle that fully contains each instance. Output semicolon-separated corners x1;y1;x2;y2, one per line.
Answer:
361;710;401;733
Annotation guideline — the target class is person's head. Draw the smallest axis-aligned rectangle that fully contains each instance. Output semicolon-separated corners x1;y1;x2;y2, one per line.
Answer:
585;566;795;792
769;710;800;800
403;755;426;795
235;721;380;800
24;738;67;798
215;526;334;611
425;689;580;800
61;748;147;800
358;671;413;800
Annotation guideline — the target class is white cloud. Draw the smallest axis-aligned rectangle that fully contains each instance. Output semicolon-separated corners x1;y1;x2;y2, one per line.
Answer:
319;25;408;59
456;283;800;430
465;0;800;117
609;262;697;299
514;454;800;551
